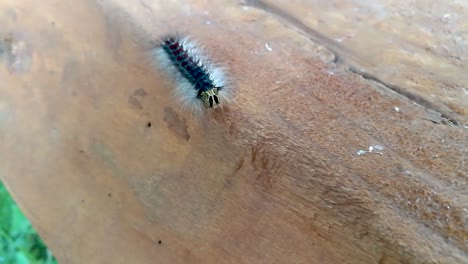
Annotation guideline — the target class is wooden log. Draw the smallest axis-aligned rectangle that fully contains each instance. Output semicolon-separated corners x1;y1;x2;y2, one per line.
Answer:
0;0;466;263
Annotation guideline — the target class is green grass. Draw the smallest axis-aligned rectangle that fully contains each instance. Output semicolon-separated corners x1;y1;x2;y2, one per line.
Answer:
0;181;58;264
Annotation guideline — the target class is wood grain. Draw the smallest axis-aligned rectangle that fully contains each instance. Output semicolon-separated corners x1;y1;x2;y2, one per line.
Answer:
0;0;466;263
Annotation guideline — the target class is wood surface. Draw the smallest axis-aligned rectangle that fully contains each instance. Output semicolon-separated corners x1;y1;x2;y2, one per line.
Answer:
0;0;467;263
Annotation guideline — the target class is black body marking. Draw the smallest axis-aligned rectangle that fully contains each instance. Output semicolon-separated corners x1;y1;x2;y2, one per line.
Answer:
159;35;218;94
154;33;230;112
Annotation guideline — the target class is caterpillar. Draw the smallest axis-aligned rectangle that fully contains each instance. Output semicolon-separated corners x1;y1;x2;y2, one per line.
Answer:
151;34;231;115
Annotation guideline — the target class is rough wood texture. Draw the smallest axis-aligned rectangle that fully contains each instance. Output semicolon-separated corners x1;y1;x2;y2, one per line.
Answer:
0;0;466;263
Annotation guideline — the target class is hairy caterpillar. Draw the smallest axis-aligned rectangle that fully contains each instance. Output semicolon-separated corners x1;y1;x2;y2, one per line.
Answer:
151;34;231;115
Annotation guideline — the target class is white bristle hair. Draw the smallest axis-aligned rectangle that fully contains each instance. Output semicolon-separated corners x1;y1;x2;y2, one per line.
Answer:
150;33;232;117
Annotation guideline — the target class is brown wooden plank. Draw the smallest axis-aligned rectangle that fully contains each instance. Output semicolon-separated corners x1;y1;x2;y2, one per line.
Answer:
0;0;466;263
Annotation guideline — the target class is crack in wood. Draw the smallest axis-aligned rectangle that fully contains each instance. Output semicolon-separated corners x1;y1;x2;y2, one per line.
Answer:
242;0;463;127
349;66;461;127
242;0;343;64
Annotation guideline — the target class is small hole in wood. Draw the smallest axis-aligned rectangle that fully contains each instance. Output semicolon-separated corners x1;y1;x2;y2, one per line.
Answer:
147;122;152;127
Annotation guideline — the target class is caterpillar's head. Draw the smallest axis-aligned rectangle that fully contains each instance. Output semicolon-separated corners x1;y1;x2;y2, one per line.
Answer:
200;88;220;108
